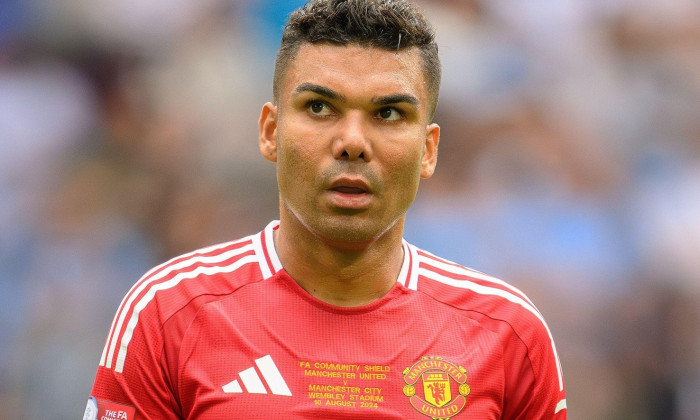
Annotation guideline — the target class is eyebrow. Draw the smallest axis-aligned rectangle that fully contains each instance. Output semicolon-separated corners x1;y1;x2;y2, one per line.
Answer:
294;83;346;102
294;82;418;107
372;93;419;107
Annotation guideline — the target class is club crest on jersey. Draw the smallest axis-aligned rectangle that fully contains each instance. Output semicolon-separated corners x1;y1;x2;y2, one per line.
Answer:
402;356;470;419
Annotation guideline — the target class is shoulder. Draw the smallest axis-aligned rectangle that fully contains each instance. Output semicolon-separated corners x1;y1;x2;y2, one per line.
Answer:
128;234;264;318
99;226;275;373
407;243;561;362
412;245;553;350
407;243;565;392
410;245;541;328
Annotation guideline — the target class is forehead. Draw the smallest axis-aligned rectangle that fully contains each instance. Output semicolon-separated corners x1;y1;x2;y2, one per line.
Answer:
281;43;428;105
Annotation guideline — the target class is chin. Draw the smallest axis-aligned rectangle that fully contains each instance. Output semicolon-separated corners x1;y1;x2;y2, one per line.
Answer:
314;215;399;247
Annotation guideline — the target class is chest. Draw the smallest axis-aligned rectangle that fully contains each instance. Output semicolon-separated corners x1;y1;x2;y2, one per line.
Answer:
174;288;506;419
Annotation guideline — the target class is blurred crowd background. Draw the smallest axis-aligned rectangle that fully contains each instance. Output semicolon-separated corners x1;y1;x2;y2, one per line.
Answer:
1;0;699;418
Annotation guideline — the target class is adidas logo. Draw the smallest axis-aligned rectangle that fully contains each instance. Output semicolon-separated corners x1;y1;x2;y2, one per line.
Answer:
223;355;292;396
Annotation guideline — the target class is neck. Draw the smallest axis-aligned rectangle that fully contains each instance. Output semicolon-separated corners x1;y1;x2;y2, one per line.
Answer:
274;215;405;307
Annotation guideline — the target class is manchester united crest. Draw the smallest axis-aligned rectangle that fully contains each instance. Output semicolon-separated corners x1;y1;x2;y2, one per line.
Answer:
402;357;470;419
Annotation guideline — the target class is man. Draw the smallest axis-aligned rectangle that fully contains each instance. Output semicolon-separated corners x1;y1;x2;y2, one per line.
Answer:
85;0;567;418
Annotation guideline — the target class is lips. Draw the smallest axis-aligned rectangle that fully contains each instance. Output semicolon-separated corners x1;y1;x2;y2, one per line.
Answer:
327;177;372;209
329;178;371;194
332;186;367;194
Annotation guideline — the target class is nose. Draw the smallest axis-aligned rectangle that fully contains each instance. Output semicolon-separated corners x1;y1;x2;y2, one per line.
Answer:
332;112;371;161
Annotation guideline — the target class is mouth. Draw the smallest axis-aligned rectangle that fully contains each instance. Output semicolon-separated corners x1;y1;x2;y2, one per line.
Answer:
327;177;372;209
329;178;371;194
331;186;368;194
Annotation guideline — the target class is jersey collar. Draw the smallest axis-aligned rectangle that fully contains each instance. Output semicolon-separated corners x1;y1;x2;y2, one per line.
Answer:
254;220;419;289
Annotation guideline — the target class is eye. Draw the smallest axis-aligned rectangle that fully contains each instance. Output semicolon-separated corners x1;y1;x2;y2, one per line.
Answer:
377;107;402;121
308;100;333;116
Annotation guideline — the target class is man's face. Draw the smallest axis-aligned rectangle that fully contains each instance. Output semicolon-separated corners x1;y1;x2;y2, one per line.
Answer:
259;43;439;246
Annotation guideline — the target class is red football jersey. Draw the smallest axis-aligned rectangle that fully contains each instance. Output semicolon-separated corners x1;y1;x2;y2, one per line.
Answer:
87;221;566;419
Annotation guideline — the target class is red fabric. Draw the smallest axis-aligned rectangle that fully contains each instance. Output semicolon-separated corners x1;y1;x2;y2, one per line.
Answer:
89;222;566;419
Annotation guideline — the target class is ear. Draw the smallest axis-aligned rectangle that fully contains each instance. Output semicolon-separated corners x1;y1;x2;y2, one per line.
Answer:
259;102;278;162
420;123;440;179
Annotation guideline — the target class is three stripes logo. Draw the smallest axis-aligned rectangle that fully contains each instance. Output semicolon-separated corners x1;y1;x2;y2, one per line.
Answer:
222;355;292;396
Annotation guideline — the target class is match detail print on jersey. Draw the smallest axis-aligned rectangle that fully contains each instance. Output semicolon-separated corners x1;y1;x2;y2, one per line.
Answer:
299;360;391;409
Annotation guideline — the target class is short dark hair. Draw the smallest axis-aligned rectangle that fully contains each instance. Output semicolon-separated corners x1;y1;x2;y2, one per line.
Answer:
273;0;441;121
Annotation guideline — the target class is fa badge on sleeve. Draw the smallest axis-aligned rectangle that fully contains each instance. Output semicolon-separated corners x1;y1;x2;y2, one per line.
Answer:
83;396;136;420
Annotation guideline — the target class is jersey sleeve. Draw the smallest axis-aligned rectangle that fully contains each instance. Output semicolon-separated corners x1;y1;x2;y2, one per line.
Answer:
86;235;265;420
87;293;182;419
504;310;567;419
